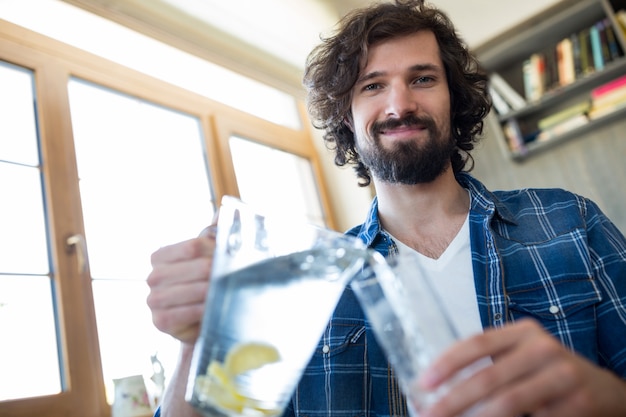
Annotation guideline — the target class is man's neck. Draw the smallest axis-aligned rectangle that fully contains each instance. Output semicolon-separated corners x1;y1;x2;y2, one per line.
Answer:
374;168;470;259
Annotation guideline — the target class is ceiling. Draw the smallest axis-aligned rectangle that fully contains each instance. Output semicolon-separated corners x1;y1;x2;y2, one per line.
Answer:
156;0;566;68
62;0;565;95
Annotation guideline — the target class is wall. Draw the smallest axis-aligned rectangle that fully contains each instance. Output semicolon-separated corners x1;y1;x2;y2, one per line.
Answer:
472;114;626;232
310;126;374;232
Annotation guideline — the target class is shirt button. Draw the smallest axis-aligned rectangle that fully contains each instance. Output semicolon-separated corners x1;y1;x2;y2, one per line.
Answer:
494;313;502;321
322;345;330;354
549;305;560;315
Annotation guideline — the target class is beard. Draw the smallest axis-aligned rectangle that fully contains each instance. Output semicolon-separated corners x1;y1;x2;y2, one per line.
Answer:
357;114;455;184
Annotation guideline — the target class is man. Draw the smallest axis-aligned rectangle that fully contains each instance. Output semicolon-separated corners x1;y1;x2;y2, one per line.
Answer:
147;1;626;416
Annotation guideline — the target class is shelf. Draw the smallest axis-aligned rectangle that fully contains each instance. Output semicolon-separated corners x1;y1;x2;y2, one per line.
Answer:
510;104;626;161
497;58;626;122
479;0;626;161
475;0;605;70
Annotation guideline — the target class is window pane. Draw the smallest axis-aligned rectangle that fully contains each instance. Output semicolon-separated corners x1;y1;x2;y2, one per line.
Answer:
0;61;48;274
92;280;179;403
229;136;325;227
0;276;61;401
0;61;39;165
0;61;61;402
0;163;49;273
68;78;215;402
69;78;215;280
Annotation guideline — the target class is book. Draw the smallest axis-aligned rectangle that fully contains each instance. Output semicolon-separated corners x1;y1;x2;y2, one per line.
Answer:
591;74;626;100
525;53;545;102
571;32;583;79
605;20;623;61
502;119;527;154
523;55;545;102
589;22;605;72
537;101;591;131
489;85;511;115
578;28;594;76
536;113;589;142
599;19;613;65
588;98;626;120
557;37;576;86
490;72;526;110
617;9;626;38
543;46;560;93
591;84;626;110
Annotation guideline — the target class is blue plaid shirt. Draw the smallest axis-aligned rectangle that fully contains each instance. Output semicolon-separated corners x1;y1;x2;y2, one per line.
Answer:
284;172;626;417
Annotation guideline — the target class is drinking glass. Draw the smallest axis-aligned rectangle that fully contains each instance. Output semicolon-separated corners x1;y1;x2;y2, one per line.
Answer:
351;251;489;416
186;196;368;417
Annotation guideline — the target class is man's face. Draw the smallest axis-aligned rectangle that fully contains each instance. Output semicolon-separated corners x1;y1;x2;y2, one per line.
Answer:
350;30;454;184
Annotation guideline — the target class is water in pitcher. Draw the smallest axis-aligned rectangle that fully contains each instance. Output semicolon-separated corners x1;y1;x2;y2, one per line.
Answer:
188;245;365;417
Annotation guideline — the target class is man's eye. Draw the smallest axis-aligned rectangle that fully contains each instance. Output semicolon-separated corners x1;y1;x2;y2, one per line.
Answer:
364;83;381;91
414;76;434;84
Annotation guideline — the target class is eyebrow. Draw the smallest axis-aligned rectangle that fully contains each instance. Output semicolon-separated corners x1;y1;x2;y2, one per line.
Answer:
356;63;442;85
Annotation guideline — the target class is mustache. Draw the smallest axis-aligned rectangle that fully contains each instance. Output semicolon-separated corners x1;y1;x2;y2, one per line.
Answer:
371;114;436;135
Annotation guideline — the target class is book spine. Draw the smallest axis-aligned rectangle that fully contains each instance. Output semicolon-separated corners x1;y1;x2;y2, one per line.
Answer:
537;114;589;142
571;32;583;79
591;74;626;99
592;85;626;108
605;21;623;60
599;19;613;65
489;86;511;115
544;46;559;92
590;22;605;71
617;10;626;39
537;101;591;130
490;72;526;109
502;119;527;154
523;54;545;102
579;28;594;76
558;37;576;86
589;99;626;120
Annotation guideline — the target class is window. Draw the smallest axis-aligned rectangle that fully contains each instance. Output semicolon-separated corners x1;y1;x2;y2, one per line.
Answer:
230;136;325;226
68;78;216;401
0;7;333;417
0;62;61;401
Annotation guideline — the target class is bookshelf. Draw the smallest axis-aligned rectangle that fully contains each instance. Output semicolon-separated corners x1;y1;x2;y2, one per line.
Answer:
474;0;626;161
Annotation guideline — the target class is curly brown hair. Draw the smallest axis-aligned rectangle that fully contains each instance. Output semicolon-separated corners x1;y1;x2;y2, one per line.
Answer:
303;0;492;186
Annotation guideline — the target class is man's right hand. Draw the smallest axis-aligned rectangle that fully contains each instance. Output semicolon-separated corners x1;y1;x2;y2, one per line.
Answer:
146;225;217;345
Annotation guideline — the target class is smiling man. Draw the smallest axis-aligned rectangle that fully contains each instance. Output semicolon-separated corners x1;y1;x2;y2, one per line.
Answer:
147;1;626;416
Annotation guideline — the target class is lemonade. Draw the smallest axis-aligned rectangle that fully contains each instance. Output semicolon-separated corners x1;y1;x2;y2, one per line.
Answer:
188;246;365;417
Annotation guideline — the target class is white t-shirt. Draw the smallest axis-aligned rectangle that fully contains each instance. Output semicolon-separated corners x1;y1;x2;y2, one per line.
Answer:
390;214;483;339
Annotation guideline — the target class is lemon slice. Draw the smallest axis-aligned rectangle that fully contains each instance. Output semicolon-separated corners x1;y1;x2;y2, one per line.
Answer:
195;342;282;414
224;342;281;376
201;361;246;412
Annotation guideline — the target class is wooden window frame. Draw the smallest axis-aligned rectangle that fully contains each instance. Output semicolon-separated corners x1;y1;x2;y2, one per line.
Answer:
0;18;334;417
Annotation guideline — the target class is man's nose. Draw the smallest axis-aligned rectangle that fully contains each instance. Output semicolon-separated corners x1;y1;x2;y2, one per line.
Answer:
385;83;418;118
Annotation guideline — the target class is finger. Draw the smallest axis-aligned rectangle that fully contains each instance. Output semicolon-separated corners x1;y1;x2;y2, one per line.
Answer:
422;322;574;417
150;303;205;344
147;277;209;343
472;358;579;417
150;235;215;266
146;269;210;309
420;319;543;389
199;223;218;238
147;256;213;289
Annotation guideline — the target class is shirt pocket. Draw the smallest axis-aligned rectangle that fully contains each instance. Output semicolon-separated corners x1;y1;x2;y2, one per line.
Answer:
506;276;602;357
292;319;367;417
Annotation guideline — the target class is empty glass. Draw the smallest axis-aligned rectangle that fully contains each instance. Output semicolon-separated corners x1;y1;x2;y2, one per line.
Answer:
351;251;489;416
